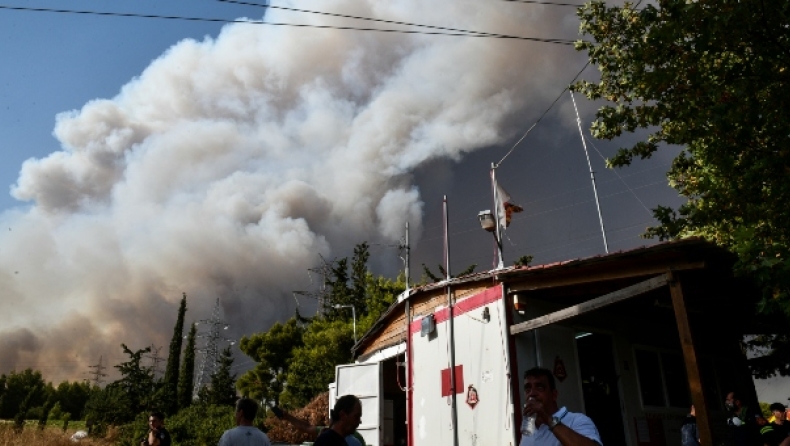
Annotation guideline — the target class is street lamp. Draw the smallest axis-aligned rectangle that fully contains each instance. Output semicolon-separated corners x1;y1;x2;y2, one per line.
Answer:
334;304;357;343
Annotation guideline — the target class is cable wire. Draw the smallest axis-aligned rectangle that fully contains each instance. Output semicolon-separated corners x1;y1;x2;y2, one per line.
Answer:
218;0;570;40
499;0;585;6
0;4;577;44
495;60;590;166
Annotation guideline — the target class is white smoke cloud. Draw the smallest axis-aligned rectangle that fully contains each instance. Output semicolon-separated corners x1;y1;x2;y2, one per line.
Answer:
0;0;581;381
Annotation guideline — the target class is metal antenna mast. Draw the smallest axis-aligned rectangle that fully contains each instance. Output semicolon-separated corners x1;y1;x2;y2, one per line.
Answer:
86;355;107;386
193;298;235;399
570;90;609;253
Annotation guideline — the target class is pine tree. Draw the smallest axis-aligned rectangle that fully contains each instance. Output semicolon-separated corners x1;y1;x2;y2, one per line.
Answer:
206;346;237;406
162;293;187;413
177;323;197;409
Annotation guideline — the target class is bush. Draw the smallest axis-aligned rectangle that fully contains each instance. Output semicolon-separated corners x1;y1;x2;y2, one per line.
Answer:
116;403;236;446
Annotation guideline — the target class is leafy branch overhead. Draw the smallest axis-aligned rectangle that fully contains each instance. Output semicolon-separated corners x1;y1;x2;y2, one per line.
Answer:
574;0;790;375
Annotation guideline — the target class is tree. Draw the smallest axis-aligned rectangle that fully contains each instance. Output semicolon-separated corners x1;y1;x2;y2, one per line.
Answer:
0;369;48;419
114;344;155;415
573;0;790;373
83;385;132;435
178;322;197;409
281;318;355;408
163;293;187;413
201;346;237;406
237;318;304;405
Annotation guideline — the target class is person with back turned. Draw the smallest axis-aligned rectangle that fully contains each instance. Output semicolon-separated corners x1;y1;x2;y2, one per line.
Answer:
218;398;271;446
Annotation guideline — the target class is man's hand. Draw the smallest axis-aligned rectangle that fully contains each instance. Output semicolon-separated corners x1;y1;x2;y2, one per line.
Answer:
524;397;552;427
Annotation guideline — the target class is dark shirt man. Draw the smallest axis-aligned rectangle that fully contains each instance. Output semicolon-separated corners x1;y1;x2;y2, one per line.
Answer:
761;403;790;446
726;391;760;446
519;367;602;446
315;394;363;446
141;411;171;446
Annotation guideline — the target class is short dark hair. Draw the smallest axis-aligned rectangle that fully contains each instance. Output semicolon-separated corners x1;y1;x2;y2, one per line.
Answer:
330;395;361;425
236;398;258;421
524;367;556;390
149;411;165;421
770;403;786;413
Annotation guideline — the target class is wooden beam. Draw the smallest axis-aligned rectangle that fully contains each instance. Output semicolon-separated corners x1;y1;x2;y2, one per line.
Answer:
669;271;713;446
507;261;704;292
510;274;669;335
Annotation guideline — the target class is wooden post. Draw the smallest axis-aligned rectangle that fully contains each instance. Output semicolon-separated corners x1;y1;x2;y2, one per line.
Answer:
669;271;713;446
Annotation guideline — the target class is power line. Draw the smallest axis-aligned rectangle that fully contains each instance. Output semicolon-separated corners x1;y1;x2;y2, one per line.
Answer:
216;0;574;41
496;60;590;166
499;0;585;6
0;5;577;44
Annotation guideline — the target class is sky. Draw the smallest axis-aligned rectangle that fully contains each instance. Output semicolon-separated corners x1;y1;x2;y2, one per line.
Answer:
0;0;784;402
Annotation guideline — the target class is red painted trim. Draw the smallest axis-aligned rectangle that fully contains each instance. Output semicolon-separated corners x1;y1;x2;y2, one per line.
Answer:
409;285;502;334
407;311;414;446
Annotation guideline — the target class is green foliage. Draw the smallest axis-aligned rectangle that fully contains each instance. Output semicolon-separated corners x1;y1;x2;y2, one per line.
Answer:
164;293;188;414
237;318;304;405
514;255;534;267
574;0;790;374
422;263;477;282
178;322;197;410
0;369;48;419
83;385;133;434
282;318;355;408
114;344;156;415
165;403;236;446
52;380;90;420
200;346;237;407
760;402;772;418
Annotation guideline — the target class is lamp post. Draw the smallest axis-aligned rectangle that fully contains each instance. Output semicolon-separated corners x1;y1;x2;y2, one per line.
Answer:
334;304;357;343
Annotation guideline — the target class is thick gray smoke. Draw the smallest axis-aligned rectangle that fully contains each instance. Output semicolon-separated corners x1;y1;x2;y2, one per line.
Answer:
0;0;582;381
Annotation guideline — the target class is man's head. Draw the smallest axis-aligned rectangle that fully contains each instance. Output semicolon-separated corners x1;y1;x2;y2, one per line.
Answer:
771;403;787;423
148;411;165;430
524;367;559;414
330;395;362;436
725;391;743;411
235;398;258;425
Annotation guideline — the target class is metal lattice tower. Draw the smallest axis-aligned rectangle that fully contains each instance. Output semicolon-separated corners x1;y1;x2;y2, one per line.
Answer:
146;345;165;379
193;298;234;399
86;355;107;386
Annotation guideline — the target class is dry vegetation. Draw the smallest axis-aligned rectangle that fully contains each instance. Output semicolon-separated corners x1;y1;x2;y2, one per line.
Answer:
264;391;330;444
0;423;118;446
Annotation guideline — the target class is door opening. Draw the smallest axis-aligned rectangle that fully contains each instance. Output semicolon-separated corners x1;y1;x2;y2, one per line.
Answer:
382;356;408;446
576;332;628;446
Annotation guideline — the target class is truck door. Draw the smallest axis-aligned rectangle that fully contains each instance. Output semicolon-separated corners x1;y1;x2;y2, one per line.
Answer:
335;362;382;446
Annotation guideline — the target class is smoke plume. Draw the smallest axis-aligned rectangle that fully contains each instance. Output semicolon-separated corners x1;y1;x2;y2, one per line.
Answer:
0;0;582;382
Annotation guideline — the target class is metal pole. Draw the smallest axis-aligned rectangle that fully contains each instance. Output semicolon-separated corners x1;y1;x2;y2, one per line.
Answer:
491;164;505;269
570;91;609;253
444;196;460;446
351;305;357;344
405;221;410;291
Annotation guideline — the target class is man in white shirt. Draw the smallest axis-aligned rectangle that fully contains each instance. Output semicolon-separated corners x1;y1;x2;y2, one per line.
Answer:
520;367;602;446
218;398;271;446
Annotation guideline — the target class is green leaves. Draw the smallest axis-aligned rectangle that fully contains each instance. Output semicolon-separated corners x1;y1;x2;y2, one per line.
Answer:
576;0;790;374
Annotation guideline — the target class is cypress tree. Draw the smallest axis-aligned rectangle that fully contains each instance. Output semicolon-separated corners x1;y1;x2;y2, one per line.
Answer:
177;323;197;409
162;293;187;413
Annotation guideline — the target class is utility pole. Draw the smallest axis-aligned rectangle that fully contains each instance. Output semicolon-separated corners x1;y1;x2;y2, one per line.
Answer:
86;356;107;386
193;298;235;399
400;222;411;291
